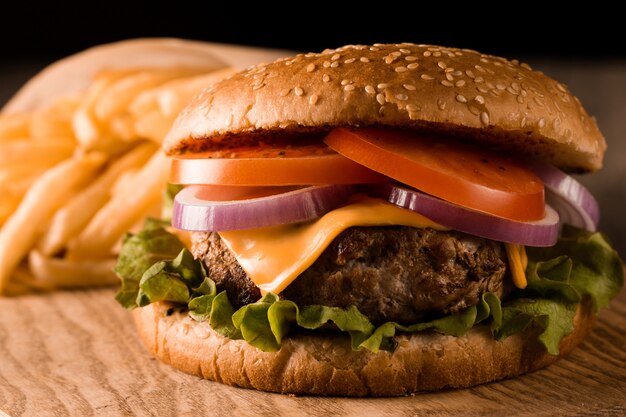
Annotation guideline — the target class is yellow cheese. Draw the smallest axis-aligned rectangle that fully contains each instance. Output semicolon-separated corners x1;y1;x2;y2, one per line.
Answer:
505;243;528;289
218;195;446;294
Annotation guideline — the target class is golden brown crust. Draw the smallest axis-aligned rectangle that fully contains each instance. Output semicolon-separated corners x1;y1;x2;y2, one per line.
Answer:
164;43;606;172
133;299;595;396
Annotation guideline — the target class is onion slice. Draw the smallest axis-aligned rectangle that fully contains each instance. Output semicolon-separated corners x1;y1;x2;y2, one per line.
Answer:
527;162;599;232
370;184;559;247
173;184;356;232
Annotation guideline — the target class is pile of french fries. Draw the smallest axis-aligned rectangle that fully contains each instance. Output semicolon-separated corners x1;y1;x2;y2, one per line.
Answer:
0;66;235;295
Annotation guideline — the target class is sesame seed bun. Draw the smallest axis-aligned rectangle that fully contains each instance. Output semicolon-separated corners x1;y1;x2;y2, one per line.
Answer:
164;43;606;172
133;298;594;396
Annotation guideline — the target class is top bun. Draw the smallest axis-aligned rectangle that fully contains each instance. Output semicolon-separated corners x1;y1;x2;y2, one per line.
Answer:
165;43;606;172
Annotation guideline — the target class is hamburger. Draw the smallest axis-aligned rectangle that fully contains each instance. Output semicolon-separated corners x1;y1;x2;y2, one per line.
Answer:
115;43;624;396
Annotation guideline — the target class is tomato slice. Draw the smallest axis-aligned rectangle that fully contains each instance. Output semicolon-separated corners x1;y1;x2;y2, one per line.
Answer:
170;142;388;186
324;128;544;221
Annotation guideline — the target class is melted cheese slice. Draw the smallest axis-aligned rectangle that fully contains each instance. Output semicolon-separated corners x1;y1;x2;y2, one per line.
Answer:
505;243;528;289
218;196;446;294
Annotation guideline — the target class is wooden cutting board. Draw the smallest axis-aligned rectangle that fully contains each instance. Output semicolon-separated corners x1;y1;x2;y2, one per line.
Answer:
0;286;624;417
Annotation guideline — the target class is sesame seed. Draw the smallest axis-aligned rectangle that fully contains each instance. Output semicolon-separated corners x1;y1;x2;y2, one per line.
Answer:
506;86;518;95
306;63;316;73
360;57;370;63
322;74;331;82
446;73;454;81
376;93;385;105
396;93;408;101
370;47;380;51
496;83;506;90
516;95;524;104
403;84;416;91
538;118;546;128
330;61;339;68
279;88;291;97
445;67;454;73
455;94;467;103
521;62;532;70
441;80;454;87
344;58;356;64
294;87;304;96
323;61;331;68
534;96;545;106
437;98;446;110
406;104;418;112
511;82;520;91
331;53;341;61
466;70;476;78
437;61;447;69
365;85;376;94
468;105;481;116
421;74;434;80
423;51;432;57
521;117;527;128
309;94;319;105
405;56;418;61
377;83;390;89
252;83;265;90
343;84;355;92
474;95;485;104
385;56;395;64
485;81;495;89
480;112;490;125
399;48;411;54
341;79;351;86
475;64;486;73
433;51;442;57
453;70;463;76
477;86;489;93
395;66;408;72
407;63;419;69
474;77;484;83
556;83;567;92
391;51;402;57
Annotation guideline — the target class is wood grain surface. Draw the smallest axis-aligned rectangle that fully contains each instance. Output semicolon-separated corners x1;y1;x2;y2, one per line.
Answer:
0;285;624;417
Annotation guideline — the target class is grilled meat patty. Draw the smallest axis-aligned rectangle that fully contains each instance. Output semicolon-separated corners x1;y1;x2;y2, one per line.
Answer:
191;227;507;325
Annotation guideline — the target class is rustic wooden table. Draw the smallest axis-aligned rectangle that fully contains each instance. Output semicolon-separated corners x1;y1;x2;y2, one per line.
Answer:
0;286;624;417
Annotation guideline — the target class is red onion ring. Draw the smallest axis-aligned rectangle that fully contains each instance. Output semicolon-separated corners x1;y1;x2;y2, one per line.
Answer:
527;162;599;232
173;184;356;232
369;184;559;247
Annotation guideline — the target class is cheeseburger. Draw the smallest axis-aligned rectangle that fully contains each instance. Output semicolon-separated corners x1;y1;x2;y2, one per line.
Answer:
115;43;624;396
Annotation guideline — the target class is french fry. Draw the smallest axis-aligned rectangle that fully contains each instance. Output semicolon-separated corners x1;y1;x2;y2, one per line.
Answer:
39;142;157;256
0;141;74;169
133;110;175;143
130;68;236;117
67;151;168;260
29;96;79;140
130;69;235;143
0;113;31;142
28;250;118;288
72;70;137;148
0;153;106;293
93;69;206;122
0;195;21;227
3;266;55;296
0;165;45;193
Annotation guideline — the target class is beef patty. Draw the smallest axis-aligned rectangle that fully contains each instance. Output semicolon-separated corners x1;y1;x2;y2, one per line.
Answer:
191;227;507;325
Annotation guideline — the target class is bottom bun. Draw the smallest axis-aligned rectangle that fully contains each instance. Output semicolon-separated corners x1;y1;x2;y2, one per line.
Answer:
133;300;595;397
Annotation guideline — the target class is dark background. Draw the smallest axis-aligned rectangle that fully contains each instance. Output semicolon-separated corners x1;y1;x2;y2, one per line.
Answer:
0;5;624;62
1;7;625;257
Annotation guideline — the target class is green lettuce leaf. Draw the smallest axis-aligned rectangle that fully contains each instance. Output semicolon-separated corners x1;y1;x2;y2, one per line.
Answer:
114;219;185;308
526;225;624;313
114;223;624;354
